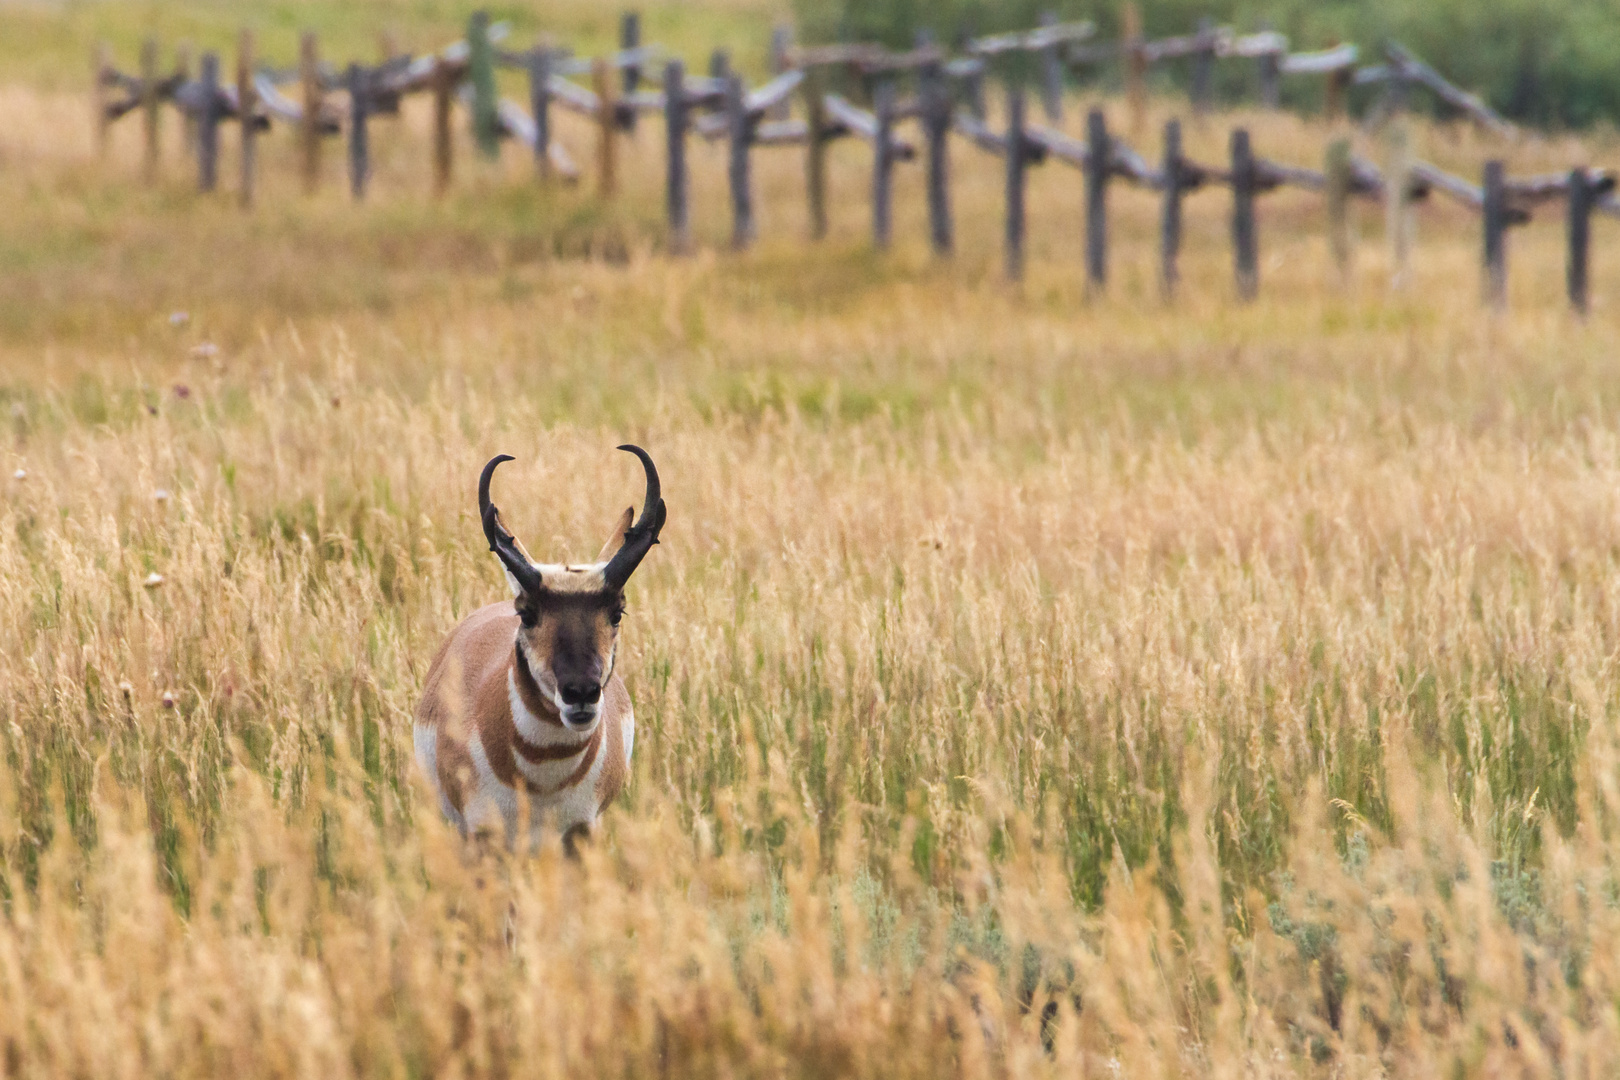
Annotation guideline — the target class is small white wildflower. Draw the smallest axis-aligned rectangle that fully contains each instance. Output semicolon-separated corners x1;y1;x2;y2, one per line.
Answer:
11;468;23;480
161;691;175;708
143;572;164;588
153;488;170;502
190;342;218;360
169;311;190;327
117;681;133;696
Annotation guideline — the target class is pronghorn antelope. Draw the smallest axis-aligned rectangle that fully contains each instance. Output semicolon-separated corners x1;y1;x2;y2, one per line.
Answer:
414;447;666;851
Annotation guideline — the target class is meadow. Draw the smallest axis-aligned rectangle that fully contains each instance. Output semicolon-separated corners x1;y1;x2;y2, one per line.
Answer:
4;1;1620;1074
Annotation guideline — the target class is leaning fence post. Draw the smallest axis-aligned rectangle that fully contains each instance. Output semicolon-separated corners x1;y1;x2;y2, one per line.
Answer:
1005;85;1027;282
921;61;952;255
1325;136;1352;284
237;29;257;209
347;63;369;200
468;11;500;160
300;32;321;194
1085;108;1109;291
528;48;553;179
873;80;896;250
94;42;113;158
1191;17;1216;118
141;38;161;181
1231;127;1258;301
665;59;690;253
198;51;221;192
1257;21;1280;109
769;24;794;120
620;11;641;132
1038;10;1063;122
1568;167;1592;316
1385;121;1412;291
804;69;828;240
593;58;618;198
432;58;454;195
1160;118;1183;299
1482;160;1507;310
726;74;753;250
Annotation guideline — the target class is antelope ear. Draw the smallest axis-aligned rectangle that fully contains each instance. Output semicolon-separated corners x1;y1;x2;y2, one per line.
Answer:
597;506;635;563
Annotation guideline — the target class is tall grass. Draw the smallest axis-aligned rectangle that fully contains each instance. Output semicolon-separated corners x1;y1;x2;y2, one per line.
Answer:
3;42;1620;1075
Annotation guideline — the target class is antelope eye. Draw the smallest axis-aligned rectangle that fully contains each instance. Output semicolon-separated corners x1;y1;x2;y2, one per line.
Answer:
609;605;625;628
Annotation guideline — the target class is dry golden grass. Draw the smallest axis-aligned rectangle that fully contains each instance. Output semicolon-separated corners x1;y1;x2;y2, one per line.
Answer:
4;34;1620;1075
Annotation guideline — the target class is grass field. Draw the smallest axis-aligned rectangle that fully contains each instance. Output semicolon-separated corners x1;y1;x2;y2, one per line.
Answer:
5;2;1620;1074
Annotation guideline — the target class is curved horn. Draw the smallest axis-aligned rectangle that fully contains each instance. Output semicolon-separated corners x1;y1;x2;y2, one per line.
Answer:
478;455;544;596
601;444;666;591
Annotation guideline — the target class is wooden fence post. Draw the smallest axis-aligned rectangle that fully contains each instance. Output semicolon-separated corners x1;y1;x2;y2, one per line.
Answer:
964;60;986;121
141;38;161;181
1568;167;1592;316
237;29;257;209
1386;56;1409;119
433;58;454;195
1038;10;1063;122
176;43;196;154
769;24;794;119
1160;118;1183;299
804;69;828;241
921;61;952;255
1385;122;1412;291
1325;63;1348;122
709;49;731;83
468;11;500;160
1123;3;1145;136
1191;17;1215;117
1005;85;1027;282
594;58;618;198
665;59;690;253
1085;108;1109;291
1325;136;1352;284
1257;21;1280;109
94;42;113;158
620;12;641;132
300;33;321;193
347;64;369;200
529;48;553;180
727;74;753;250
1231;127;1258;301
873;80;895;250
198;51;220;192
1482;160;1506;310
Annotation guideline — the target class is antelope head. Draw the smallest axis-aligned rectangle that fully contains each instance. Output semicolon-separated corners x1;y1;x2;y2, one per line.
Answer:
478;446;666;731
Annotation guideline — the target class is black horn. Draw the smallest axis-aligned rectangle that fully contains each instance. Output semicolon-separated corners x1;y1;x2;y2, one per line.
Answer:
601;444;666;591
478;455;544;596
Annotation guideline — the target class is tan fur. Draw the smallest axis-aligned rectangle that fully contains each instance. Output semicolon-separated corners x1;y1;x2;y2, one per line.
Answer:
594;678;631;810
415;600;633;838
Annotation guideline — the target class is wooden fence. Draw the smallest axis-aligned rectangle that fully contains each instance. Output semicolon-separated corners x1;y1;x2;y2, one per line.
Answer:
91;10;1619;312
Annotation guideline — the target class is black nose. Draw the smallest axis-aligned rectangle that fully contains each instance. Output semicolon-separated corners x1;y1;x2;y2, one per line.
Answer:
559;681;601;707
